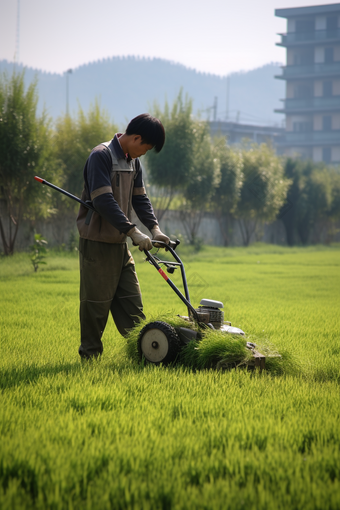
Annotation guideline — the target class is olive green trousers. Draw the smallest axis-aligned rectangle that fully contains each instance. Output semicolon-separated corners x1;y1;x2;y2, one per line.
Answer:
79;238;145;359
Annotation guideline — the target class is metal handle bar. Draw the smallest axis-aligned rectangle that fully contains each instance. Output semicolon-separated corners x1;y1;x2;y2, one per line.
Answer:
34;176;95;210
150;239;180;252
144;240;198;321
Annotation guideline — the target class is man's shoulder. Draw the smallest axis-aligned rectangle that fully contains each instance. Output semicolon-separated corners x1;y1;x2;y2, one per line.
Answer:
88;144;112;166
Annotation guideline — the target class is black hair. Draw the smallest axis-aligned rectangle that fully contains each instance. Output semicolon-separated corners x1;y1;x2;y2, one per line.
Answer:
126;114;165;153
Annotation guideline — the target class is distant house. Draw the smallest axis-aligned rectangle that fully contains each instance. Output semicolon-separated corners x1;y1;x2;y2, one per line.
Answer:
275;3;340;164
209;120;284;149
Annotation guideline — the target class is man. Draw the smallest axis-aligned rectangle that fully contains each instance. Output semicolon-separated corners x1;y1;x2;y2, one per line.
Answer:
76;113;169;359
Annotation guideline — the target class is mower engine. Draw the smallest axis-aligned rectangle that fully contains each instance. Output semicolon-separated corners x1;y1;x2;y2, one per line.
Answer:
193;299;225;328
188;298;245;336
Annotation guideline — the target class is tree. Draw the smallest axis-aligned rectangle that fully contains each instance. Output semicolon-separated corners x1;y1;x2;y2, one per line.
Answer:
180;121;220;245
53;100;118;199
49;101;118;245
235;143;290;246
0;71;52;255
211;139;243;246
296;166;332;245
278;158;307;246
145;91;196;221
326;169;340;243
279;159;336;245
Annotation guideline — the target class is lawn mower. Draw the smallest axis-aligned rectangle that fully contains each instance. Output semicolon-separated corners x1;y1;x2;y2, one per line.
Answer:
34;175;266;370
139;240;266;370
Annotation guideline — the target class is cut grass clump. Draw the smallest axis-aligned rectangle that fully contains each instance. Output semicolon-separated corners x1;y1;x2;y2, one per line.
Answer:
251;337;302;376
123;314;296;374
179;330;253;370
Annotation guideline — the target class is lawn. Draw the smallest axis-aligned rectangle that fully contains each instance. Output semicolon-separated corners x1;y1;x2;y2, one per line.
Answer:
0;243;339;509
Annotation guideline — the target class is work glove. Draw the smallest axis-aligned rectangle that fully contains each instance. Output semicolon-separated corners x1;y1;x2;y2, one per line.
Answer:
127;227;152;251
151;225;170;248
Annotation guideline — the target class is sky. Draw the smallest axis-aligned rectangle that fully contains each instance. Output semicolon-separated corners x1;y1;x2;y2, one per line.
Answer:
1;0;339;77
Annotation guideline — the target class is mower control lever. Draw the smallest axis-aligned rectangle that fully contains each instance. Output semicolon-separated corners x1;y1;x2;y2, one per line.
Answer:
151;239;180;251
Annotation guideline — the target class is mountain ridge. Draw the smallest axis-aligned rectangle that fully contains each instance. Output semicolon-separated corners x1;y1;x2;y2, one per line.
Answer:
0;56;285;128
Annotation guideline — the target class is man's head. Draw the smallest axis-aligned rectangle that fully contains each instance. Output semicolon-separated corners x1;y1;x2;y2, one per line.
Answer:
126;114;165;153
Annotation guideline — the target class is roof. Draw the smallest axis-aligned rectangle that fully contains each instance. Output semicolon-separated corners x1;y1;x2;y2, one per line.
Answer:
275;3;340;18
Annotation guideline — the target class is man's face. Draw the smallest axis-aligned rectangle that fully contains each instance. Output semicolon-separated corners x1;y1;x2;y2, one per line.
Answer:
129;135;153;159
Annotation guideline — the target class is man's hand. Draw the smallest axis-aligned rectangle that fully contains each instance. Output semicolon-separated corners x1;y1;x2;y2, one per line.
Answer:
151;225;170;247
127;227;152;251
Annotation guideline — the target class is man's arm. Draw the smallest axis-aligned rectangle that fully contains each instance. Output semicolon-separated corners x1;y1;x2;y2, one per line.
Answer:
85;147;152;250
132;160;169;246
86;148;136;234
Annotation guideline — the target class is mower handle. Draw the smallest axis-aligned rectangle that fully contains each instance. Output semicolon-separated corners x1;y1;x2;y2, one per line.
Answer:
150;239;180;251
143;238;198;321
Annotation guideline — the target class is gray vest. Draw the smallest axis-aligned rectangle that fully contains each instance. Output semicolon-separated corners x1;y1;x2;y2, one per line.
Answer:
77;141;137;244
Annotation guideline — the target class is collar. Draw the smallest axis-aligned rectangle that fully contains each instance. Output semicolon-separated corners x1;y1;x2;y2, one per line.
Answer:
113;133;132;162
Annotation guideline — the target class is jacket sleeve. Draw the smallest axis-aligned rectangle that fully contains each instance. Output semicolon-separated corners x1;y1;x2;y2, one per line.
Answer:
86;148;135;234
132;159;158;231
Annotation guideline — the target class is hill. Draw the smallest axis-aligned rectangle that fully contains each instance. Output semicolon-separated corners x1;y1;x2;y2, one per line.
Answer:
0;57;284;128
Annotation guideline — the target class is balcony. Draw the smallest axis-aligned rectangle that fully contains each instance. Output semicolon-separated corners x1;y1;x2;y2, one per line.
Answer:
278;28;340;46
275;95;340;113
277;61;340;80
279;130;340;146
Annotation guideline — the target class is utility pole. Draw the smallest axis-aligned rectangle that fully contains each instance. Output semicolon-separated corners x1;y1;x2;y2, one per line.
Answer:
65;69;72;115
14;0;20;64
225;76;230;121
213;96;218;122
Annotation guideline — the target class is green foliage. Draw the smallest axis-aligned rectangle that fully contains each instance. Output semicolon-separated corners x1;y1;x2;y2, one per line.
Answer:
147;90;195;190
235;143;290;245
53;100;118;199
180;121;221;243
237;143;290;222
184;121;221;209
212;138;244;246
147;91;221;242
146;91;196;220
212;138;243;215
280;159;340;245
0;70;52;255
29;233;48;272
329;168;340;220
297;166;333;244
2;75;340;254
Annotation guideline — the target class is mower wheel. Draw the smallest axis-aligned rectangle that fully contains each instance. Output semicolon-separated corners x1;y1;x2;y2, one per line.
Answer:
138;321;181;366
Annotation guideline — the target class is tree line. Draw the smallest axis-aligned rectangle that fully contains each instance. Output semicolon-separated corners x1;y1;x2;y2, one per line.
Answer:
1;71;340;255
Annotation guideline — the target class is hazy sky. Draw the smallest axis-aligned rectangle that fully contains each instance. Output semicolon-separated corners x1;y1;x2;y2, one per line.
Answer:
1;0;339;76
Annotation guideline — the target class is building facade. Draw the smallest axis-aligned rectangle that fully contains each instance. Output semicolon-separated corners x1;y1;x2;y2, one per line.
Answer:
275;3;340;164
209;121;284;149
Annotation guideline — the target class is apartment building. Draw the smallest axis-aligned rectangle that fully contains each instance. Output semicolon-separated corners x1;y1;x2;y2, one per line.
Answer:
275;3;340;163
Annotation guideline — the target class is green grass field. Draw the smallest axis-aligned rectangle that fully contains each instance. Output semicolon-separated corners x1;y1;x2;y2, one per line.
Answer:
1;244;340;509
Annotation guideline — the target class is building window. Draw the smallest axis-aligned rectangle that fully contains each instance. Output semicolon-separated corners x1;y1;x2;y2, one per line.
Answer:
323;81;333;97
293;49;314;65
322;147;332;163
293;121;313;132
294;84;313;98
296;18;314;33
322;116;332;131
324;47;334;63
326;15;338;33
